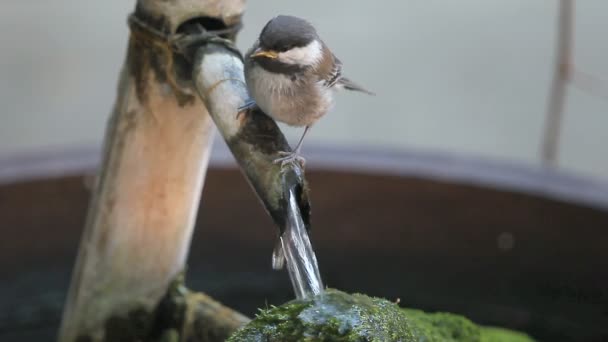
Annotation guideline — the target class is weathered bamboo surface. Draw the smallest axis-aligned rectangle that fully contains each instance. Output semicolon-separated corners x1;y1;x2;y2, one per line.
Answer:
59;1;246;341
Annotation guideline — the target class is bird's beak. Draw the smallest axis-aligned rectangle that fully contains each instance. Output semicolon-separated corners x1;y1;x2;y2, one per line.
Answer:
251;48;279;59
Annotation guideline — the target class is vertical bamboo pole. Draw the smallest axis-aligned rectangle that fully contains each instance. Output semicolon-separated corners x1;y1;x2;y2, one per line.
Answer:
541;0;574;167
59;1;245;341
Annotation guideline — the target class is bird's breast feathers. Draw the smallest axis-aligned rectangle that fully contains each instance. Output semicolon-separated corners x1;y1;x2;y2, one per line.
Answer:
245;65;334;127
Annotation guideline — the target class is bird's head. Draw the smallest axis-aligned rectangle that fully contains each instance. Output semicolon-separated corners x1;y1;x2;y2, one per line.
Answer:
251;15;324;69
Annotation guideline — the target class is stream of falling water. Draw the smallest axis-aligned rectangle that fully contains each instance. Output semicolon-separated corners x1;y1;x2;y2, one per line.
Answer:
277;186;324;299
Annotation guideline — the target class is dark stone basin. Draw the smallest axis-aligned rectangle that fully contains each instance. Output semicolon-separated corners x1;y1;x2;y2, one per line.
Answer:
1;146;607;341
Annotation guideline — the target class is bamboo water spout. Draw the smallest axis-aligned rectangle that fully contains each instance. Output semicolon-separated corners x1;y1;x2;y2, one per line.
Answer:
181;27;323;298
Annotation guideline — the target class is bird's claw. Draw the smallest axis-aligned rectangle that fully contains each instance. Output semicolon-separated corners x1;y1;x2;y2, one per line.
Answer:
273;151;306;168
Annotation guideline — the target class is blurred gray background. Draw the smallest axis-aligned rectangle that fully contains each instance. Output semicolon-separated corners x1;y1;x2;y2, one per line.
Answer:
1;1;606;179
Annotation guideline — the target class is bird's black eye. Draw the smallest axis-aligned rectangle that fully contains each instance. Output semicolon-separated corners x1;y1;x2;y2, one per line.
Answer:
277;43;294;52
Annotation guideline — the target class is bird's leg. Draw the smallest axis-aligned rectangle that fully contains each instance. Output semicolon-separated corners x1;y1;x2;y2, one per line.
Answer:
291;125;309;153
274;126;310;167
236;99;257;120
237;98;257;112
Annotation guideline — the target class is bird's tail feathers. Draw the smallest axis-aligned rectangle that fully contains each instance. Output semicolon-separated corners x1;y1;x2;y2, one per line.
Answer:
338;77;375;95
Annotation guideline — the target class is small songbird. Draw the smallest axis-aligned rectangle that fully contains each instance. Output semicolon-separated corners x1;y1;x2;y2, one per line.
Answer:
243;15;373;166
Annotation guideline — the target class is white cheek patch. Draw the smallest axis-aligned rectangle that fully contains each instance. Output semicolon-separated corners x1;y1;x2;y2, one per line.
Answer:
278;40;323;66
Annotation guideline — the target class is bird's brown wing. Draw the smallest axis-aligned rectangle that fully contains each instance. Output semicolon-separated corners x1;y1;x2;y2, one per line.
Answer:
313;44;341;88
325;59;343;88
315;45;374;95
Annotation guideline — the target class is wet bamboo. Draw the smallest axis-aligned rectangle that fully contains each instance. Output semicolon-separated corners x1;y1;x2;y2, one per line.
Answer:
183;32;320;297
59;1;246;341
184;35;313;249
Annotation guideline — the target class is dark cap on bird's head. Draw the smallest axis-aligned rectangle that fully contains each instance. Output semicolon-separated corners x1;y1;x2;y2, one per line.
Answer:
258;15;319;52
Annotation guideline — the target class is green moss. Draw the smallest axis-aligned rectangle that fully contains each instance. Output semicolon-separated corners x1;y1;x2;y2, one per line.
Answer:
228;289;535;342
403;308;480;341
480;327;535;342
228;289;415;341
158;329;180;342
403;309;535;342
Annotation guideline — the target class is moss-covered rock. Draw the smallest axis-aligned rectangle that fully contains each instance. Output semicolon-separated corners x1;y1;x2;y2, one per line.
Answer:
228;289;414;341
228;289;535;342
